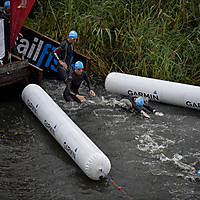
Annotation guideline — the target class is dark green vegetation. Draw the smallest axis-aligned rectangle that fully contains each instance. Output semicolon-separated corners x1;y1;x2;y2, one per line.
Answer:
26;0;200;84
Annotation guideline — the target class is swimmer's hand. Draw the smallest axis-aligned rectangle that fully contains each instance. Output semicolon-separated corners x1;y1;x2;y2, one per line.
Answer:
141;110;150;119
89;89;96;97
76;94;86;102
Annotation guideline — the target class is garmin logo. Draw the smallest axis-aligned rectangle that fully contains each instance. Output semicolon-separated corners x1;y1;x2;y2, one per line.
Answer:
63;141;76;159
128;90;159;101
186;101;200;108
44;120;56;136
27;99;38;114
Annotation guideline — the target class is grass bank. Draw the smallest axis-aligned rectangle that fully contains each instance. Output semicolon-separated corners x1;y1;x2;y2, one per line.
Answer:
26;0;200;84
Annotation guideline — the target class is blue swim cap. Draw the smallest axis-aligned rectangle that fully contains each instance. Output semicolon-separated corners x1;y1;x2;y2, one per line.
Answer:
134;97;144;107
74;61;84;70
68;30;78;39
4;1;10;9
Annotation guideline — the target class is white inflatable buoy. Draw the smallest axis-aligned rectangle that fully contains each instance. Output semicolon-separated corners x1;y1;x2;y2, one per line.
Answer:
105;72;200;110
22;84;111;180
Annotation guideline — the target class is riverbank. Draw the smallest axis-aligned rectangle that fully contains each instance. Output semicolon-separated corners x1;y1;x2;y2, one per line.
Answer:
25;0;200;85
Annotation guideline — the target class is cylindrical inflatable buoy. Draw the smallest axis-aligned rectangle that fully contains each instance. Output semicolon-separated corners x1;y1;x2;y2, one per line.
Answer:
22;84;111;180
105;72;200;110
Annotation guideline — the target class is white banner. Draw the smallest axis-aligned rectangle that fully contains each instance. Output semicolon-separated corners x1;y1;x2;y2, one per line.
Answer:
0;19;5;59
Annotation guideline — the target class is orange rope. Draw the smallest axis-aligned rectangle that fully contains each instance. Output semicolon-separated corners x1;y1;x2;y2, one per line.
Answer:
108;176;134;200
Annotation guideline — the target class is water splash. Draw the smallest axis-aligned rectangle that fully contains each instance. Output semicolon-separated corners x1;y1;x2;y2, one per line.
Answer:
135;133;175;154
135;132;200;181
86;96;127;108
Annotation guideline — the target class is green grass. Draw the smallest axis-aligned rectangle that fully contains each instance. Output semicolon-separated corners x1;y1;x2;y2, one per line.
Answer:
26;0;200;84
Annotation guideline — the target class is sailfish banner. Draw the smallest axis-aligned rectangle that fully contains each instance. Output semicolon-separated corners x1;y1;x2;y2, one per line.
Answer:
10;0;36;50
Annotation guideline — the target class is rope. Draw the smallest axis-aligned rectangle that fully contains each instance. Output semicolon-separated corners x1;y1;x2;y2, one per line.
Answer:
107;176;134;200
99;169;133;200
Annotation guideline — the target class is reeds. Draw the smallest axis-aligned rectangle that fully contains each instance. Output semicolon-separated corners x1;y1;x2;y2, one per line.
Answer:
26;0;200;84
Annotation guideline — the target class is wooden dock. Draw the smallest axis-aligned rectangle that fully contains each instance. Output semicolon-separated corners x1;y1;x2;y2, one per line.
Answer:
0;60;30;87
10;53;43;85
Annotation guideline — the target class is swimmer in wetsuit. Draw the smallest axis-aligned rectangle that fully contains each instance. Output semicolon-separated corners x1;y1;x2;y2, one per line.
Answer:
63;61;95;103
120;96;164;118
53;30;77;82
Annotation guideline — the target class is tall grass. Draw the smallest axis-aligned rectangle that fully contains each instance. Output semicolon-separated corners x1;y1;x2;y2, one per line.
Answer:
26;0;200;84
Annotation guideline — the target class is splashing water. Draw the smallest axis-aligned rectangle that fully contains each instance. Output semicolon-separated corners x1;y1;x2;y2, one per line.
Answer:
86;96;127;108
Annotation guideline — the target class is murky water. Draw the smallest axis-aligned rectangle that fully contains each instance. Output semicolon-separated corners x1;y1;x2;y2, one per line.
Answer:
0;79;200;200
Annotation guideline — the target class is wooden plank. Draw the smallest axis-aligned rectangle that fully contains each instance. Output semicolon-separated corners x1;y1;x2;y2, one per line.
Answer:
0;60;30;87
0;68;29;83
0;77;27;87
0;60;29;74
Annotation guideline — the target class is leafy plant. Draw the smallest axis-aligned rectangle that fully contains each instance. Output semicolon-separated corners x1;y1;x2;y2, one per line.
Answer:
26;0;200;84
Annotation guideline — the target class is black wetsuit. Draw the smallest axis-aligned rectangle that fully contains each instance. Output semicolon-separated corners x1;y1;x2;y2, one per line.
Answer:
63;70;92;103
128;96;154;113
53;39;74;81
